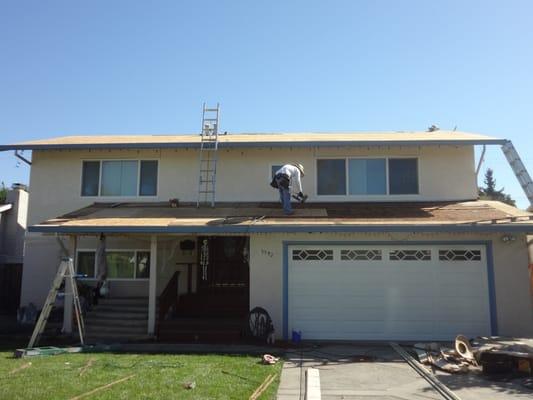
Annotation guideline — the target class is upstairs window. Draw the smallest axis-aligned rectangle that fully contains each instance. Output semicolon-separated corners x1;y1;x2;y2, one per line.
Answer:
317;157;419;196
349;158;386;195
317;159;346;195
81;160;158;197
389;158;418;194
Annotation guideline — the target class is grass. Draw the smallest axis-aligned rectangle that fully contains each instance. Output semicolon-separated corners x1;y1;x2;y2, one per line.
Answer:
0;351;283;399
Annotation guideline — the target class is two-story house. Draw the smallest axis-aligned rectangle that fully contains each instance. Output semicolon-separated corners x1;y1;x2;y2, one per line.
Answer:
1;131;532;342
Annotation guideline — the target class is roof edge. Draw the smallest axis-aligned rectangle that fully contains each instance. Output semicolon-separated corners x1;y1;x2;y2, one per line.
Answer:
28;222;533;234
0;138;508;152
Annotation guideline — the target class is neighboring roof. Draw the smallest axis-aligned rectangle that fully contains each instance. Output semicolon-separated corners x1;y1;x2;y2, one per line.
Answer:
29;200;533;234
0;131;506;151
0;203;13;214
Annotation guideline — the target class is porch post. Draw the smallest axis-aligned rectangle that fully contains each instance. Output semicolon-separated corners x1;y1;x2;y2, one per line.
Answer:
62;235;77;334
148;235;157;335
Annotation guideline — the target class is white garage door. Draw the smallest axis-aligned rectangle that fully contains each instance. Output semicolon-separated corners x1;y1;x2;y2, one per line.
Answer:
288;244;492;341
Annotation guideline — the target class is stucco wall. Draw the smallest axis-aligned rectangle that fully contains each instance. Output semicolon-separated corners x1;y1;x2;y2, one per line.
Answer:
249;231;533;339
27;145;477;225
0;188;28;263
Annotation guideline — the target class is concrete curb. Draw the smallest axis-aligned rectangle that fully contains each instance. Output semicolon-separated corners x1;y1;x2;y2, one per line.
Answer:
305;367;321;400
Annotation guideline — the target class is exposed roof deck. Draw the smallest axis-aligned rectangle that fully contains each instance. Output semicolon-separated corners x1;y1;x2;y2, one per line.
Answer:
30;200;533;234
0;131;506;151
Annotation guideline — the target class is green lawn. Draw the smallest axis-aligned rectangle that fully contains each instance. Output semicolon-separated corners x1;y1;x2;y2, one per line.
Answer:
0;351;282;399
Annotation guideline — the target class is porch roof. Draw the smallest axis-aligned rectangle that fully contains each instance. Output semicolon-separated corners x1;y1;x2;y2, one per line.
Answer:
0;131;506;151
29;200;533;234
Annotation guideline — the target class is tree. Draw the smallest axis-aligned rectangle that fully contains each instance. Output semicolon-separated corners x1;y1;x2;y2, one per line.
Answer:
478;168;516;206
0;182;7;204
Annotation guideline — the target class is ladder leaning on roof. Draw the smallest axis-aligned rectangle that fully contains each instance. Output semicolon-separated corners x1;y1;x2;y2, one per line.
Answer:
501;140;533;207
27;257;85;348
196;103;220;208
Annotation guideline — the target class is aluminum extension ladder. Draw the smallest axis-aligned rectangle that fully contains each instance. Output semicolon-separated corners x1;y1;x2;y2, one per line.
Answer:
501;141;533;207
27;257;85;348
196;103;220;207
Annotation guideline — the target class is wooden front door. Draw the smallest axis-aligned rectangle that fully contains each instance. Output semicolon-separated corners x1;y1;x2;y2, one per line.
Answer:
197;236;249;316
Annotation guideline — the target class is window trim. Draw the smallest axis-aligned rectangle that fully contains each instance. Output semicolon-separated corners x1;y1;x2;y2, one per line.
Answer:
315;156;420;197
80;159;159;199
76;248;151;281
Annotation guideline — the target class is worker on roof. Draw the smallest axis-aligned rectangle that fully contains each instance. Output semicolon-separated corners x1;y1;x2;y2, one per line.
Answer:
271;163;307;215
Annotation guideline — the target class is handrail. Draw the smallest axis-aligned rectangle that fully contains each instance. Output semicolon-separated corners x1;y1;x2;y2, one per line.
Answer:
158;271;179;324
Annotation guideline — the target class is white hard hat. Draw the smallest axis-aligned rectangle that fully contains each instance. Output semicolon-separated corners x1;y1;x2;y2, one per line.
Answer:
292;163;305;176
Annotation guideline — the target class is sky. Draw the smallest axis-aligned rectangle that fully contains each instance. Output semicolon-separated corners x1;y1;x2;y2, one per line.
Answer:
0;0;532;208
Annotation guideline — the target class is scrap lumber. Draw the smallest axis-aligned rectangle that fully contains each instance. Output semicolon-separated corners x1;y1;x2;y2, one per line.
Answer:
78;358;95;377
249;373;276;400
69;374;135;400
8;362;32;375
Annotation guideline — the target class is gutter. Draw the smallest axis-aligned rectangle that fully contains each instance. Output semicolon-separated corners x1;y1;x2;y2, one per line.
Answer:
28;223;533;234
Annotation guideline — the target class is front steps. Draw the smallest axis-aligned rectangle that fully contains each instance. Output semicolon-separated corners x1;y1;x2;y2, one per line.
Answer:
84;297;151;343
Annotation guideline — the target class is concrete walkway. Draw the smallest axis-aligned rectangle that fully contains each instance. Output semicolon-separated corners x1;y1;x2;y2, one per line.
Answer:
277;344;533;400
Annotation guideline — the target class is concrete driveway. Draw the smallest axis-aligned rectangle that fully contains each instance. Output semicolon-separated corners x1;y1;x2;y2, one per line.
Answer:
277;344;532;400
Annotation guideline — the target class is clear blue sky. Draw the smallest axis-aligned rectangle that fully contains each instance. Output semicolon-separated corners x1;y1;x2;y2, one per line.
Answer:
1;0;532;208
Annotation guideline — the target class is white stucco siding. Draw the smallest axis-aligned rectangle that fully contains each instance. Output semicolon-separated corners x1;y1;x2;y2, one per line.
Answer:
249;232;533;339
27;145;477;225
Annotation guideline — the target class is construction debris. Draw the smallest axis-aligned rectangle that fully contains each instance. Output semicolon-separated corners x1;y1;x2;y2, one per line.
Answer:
249;373;276;400
78;358;95;377
183;381;196;390
262;354;279;365
413;335;533;377
69;374;135;400
8;362;32;375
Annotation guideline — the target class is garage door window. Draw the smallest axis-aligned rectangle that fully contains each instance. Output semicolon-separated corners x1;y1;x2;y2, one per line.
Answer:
439;249;481;261
292;249;333;261
341;249;382;261
390;249;431;261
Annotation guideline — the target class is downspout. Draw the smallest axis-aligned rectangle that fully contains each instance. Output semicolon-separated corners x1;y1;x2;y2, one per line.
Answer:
14;150;32;165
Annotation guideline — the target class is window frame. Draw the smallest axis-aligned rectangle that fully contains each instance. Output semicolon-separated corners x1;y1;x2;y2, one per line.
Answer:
269;164;284;181
315;156;419;197
80;159;159;198
75;248;151;281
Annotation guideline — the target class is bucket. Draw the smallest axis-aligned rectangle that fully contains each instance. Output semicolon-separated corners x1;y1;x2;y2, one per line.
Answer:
291;330;302;344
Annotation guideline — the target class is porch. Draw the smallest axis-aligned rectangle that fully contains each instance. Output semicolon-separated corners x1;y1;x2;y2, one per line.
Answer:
62;234;250;343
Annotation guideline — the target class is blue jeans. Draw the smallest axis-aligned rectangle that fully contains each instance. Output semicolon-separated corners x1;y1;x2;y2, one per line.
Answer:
278;186;292;214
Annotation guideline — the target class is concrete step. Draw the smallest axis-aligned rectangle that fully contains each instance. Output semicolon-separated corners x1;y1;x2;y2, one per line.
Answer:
85;325;147;335
97;297;149;306
85;318;147;328
87;311;148;320
91;304;148;314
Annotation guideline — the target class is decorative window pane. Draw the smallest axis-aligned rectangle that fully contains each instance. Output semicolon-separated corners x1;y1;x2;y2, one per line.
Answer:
292;249;334;261
139;161;158;196
81;161;100;196
389;158;418;195
439;250;481;261
271;165;283;179
389;249;431;261
77;251;95;277
106;251;136;278
136;251;151;278
341;249;382;261
317;159;346;195
348;159;386;195
101;161;138;196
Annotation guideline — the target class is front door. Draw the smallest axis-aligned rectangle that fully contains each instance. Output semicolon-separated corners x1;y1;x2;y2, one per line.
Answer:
197;236;250;316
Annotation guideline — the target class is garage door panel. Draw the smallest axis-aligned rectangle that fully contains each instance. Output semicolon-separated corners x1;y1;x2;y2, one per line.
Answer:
288;244;491;340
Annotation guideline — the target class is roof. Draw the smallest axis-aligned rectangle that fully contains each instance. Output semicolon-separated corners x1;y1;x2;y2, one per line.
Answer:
29;200;533;234
0;131;506;151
